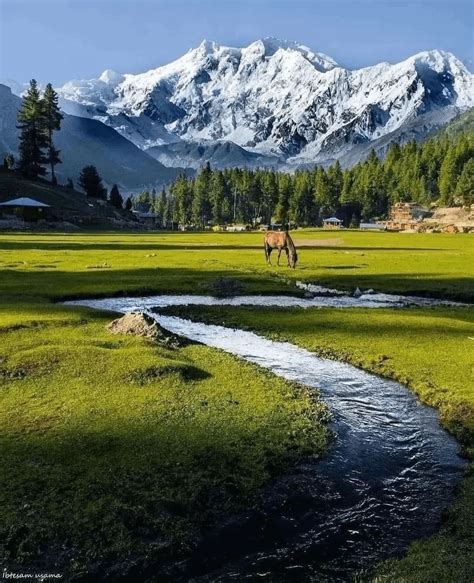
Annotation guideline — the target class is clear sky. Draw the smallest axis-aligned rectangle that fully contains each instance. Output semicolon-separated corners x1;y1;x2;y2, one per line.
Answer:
1;0;473;85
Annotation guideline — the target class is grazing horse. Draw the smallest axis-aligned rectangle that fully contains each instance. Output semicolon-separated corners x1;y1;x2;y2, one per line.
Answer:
264;231;298;268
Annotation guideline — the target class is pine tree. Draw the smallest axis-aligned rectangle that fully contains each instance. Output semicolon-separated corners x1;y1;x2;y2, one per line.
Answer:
438;146;457;205
133;190;152;212
274;173;292;224
42;83;63;184
209;170;226;225
291;171;315;225
124;197;133;211
164;193;175;228
150;187;157;213
109;184;123;209
455;159;474;207
157;188;167;227
260;171;278;224
313;167;331;219
17;79;48;178
171;174;193;225
78;165;107;199
327;160;343;210
192;162;212;227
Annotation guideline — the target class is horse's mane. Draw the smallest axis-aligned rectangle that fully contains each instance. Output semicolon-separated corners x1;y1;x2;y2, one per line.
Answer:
286;232;297;261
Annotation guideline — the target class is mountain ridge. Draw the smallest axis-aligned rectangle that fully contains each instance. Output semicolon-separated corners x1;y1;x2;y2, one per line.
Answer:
4;39;473;171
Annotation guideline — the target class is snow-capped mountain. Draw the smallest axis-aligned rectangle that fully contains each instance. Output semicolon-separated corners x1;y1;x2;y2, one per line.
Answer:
43;39;474;167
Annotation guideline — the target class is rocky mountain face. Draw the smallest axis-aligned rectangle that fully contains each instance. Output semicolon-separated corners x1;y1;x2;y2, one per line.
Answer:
56;38;474;168
0;84;181;191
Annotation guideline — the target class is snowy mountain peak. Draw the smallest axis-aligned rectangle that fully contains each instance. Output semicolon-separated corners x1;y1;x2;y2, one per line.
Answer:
196;39;220;54
99;69;124;85
246;37;339;70
55;40;474;165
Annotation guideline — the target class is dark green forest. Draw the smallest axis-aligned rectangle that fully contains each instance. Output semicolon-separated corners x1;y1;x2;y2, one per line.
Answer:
10;79;473;227
135;128;473;228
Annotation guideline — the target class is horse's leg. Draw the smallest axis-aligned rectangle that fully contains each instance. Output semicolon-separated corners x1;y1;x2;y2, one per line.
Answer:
267;246;272;266
285;247;290;267
277;248;282;266
264;243;269;264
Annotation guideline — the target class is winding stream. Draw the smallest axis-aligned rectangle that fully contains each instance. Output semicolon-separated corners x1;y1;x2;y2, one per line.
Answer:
67;290;467;581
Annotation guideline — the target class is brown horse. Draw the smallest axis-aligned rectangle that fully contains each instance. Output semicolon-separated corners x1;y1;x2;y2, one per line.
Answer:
264;231;298;268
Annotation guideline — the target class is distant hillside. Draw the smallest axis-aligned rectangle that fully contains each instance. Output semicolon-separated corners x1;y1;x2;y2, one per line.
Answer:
435;108;474;139
0;170;139;228
146;140;281;170
0;84;183;193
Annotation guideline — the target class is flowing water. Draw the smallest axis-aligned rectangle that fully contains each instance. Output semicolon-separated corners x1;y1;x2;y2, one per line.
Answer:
66;290;467;581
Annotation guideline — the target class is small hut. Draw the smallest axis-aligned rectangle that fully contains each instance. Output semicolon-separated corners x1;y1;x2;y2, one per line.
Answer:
0;197;50;222
323;217;342;229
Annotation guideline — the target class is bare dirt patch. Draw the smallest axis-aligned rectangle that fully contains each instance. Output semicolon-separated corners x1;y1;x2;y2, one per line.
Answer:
107;312;186;347
294;237;344;247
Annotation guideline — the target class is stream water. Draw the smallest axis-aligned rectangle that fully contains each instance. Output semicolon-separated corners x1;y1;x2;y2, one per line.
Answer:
66;289;467;581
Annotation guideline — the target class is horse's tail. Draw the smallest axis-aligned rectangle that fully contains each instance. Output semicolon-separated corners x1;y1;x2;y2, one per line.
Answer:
286;232;298;265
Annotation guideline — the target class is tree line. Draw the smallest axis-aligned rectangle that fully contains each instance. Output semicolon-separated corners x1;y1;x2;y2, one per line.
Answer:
135;132;473;228
5;79;129;210
8;79;473;224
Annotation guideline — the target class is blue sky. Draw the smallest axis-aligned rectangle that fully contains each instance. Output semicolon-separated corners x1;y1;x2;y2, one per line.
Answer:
1;0;473;85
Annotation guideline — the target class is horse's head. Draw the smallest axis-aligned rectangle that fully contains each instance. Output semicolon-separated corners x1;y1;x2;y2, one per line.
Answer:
289;249;298;269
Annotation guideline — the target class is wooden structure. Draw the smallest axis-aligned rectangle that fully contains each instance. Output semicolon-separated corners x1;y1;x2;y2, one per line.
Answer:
323;217;342;229
0;197;50;222
383;202;430;231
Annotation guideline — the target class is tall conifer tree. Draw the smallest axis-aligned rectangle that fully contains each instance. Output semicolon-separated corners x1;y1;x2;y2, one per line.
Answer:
109;184;124;209
42;83;63;184
78;165;107;199
17;79;48;178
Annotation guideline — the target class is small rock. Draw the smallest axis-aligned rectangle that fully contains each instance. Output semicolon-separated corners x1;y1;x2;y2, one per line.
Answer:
353;287;362;298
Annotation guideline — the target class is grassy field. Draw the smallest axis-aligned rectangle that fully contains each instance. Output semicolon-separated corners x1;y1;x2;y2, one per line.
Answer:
0;229;472;579
0;229;472;303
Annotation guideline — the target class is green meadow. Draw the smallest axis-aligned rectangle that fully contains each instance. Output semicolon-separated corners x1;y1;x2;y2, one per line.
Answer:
0;229;472;580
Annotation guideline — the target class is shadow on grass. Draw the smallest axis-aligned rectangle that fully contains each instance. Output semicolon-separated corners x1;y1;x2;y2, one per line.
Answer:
1;407;310;577
0;239;452;252
0;268;472;303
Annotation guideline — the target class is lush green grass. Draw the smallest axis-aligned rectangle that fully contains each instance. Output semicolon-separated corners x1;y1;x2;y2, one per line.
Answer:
0;229;472;302
0;229;472;578
0;231;334;575
0;304;329;574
